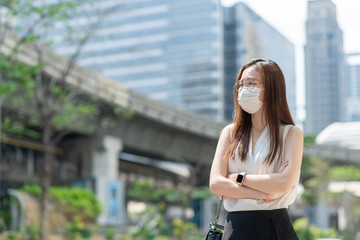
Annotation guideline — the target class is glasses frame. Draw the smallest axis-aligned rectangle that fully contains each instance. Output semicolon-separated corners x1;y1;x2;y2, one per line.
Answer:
237;79;263;91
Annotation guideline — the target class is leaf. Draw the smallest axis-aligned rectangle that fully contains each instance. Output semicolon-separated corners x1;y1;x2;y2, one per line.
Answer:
0;81;17;96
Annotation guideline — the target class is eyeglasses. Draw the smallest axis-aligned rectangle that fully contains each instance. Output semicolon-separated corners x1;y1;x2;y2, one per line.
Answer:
238;79;262;91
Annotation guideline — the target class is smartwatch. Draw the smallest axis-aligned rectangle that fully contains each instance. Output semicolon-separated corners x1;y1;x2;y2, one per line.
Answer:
236;172;247;186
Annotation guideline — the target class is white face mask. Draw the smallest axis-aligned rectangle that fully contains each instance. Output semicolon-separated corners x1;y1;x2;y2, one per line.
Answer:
237;87;263;114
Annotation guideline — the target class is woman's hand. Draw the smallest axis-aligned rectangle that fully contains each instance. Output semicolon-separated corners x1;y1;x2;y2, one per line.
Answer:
227;173;238;183
278;160;289;173
278;160;295;189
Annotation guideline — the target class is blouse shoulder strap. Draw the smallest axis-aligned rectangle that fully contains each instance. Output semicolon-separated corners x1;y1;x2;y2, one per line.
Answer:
282;124;293;145
229;123;234;140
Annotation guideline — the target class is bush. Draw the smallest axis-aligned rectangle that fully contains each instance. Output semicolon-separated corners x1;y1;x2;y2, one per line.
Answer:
127;204;204;240
293;218;339;240
21;184;102;223
105;225;116;240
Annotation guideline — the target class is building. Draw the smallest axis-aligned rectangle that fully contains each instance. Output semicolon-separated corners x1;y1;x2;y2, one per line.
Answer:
346;53;360;121
305;0;345;134
47;0;226;121
223;3;297;121
36;0;296;122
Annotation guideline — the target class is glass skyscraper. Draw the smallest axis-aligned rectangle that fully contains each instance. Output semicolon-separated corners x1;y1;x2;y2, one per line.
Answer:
346;53;360;121
223;3;297;121
49;0;225;121
45;0;296;122
305;0;345;134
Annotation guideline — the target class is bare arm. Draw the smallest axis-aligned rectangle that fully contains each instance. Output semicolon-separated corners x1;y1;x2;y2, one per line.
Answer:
209;125;268;200
242;126;304;194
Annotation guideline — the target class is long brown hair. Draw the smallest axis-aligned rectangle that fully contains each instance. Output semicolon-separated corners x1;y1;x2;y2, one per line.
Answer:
224;58;295;165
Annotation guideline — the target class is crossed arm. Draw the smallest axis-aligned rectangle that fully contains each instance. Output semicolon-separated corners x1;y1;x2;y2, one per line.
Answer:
209;124;303;200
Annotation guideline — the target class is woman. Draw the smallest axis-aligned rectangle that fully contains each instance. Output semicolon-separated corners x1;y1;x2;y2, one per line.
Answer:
209;58;303;239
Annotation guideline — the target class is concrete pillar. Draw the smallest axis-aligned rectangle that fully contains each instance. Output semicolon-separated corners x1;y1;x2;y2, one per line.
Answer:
27;150;34;176
316;197;329;228
202;199;213;231
92;135;127;225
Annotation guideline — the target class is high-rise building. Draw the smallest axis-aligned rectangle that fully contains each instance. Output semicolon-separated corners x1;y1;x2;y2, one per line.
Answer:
39;0;296;122
346;53;360;121
223;3;297;121
305;0;345;134
49;0;226;121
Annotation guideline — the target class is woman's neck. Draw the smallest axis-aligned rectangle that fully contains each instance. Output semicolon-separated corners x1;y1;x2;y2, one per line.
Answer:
251;109;266;132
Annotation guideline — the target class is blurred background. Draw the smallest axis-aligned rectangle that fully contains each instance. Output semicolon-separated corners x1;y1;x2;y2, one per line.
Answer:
0;0;359;239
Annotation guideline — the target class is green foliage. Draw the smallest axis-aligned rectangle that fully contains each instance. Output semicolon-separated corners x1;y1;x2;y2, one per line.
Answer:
21;184;42;196
53;102;98;131
113;106;134;120
127;179;213;206
301;157;331;205
20;185;102;222
64;216;93;240
124;204;204;240
25;223;40;240
5;231;21;240
293;218;339;240
0;1;129;240
0;218;6;233
0;56;41;100
191;187;213;200
0;198;10;232
329;165;360;181
304;134;316;147
105;225;116;240
51;186;102;222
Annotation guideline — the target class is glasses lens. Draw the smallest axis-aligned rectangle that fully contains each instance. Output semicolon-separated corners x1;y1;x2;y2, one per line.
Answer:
246;81;255;90
238;80;256;90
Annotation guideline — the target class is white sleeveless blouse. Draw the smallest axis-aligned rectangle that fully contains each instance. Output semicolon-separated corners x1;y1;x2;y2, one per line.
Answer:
224;123;299;212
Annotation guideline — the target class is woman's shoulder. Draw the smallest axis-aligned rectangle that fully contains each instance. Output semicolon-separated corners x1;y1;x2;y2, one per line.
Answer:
222;123;234;131
283;124;303;140
220;123;234;138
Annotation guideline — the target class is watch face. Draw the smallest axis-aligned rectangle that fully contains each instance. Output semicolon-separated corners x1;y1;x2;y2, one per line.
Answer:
236;174;243;184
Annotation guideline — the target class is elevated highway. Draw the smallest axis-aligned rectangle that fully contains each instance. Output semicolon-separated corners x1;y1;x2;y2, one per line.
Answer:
1;28;226;225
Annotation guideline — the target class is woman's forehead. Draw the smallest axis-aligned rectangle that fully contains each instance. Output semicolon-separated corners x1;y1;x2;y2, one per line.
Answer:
240;66;262;81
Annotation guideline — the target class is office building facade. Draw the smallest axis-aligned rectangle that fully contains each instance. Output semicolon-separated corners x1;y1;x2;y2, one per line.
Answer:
48;0;226;121
40;0;296;122
346;53;360;121
305;0;345;134
223;3;297;121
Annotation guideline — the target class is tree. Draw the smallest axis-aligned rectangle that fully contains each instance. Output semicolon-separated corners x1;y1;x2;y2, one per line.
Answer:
0;1;129;239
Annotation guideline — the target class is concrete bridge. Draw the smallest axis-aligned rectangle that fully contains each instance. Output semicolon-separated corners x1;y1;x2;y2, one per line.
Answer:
1;29;226;225
304;121;360;167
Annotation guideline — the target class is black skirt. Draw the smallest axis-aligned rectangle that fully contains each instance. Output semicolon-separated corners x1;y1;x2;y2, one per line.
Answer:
222;208;298;240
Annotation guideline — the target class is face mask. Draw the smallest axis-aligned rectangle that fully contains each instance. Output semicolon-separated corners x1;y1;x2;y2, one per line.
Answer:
237;87;263;114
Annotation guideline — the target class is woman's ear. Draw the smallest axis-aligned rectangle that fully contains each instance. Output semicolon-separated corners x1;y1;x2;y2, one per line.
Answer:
259;88;265;102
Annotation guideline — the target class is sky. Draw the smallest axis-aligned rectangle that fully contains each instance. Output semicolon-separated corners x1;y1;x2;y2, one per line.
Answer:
222;0;360;122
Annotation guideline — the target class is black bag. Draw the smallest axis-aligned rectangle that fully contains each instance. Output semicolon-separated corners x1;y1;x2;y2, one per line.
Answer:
205;199;224;240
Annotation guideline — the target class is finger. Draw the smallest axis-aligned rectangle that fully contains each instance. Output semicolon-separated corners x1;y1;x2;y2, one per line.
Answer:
281;160;289;166
279;163;289;173
280;165;287;173
280;161;289;169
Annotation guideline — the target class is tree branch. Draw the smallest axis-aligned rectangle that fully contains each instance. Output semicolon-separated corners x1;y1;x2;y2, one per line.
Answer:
51;129;72;146
8;16;45;61
57;4;123;85
64;89;83;103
